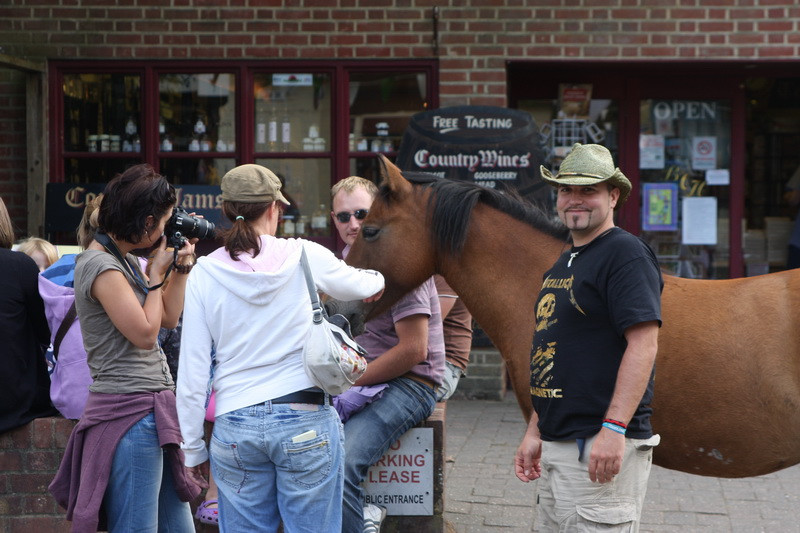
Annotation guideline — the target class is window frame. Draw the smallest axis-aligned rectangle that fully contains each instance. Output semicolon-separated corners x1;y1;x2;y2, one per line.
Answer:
49;60;438;249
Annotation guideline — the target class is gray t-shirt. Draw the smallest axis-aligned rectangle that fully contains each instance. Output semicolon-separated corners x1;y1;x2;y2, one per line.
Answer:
74;250;174;394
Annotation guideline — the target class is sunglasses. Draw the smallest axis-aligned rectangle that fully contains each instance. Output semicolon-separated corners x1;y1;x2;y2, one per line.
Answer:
335;209;369;223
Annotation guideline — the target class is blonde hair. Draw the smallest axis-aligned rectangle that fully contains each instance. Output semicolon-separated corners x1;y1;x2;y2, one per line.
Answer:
17;237;59;270
77;194;103;249
331;176;378;200
0;197;14;249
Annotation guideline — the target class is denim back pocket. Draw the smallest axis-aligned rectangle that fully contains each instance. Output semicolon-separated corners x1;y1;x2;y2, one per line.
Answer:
210;434;247;492
281;432;333;489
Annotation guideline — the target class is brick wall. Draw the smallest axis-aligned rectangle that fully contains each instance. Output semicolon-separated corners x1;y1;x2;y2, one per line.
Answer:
2;0;800;232
0;418;75;533
0;68;29;239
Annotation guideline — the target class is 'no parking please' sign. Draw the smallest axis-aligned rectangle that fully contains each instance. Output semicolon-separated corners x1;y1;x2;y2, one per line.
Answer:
362;428;434;515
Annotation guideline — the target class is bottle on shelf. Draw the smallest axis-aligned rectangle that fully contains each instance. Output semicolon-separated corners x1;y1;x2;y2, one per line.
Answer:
282;215;296;237
268;103;278;152
311;204;328;236
159;120;172;152
280;103;291;152
296;215;308;236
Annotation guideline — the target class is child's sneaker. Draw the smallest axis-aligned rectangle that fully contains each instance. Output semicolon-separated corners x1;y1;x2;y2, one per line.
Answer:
363;503;387;533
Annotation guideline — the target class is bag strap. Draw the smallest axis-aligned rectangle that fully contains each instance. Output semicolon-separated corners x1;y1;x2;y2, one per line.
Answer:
53;301;78;361
299;247;325;323
94;232;172;292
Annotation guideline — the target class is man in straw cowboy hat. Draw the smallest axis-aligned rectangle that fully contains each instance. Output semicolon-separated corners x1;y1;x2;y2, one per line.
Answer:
515;143;663;531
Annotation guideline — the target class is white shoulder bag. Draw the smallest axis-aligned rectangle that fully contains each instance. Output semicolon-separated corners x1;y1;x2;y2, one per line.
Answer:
300;247;368;395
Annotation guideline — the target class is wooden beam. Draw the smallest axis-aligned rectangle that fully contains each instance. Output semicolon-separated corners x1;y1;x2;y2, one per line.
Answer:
0;52;46;73
27;71;47;238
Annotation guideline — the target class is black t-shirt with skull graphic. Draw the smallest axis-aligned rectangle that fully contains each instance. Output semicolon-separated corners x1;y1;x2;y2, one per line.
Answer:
530;227;663;441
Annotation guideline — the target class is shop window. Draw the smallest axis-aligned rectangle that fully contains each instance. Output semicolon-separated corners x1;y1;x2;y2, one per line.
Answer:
639;99;732;279
348;71;431;182
257;157;332;239
158;73;236;155
254;73;331;155
745;77;800;273
515;91;619;209
61;73;143;182
49;61;437;247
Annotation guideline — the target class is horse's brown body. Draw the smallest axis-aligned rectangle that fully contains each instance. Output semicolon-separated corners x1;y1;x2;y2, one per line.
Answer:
346;155;800;478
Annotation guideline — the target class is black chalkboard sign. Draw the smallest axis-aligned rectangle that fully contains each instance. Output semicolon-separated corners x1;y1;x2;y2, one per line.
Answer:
395;105;548;200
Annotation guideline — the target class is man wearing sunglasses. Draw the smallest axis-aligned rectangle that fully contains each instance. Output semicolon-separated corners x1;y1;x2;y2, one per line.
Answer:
331;176;445;533
331;176;374;251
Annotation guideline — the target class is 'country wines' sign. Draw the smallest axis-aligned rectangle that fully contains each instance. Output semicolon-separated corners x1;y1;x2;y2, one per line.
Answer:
395;105;547;199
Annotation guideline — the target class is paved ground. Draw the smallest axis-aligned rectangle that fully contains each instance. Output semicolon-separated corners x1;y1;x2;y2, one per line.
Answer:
443;394;800;532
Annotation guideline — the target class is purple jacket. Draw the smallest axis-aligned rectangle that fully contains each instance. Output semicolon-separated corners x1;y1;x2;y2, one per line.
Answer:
39;255;92;419
49;390;201;532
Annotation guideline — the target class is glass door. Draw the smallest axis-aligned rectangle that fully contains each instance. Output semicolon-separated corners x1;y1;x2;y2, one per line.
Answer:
639;99;732;279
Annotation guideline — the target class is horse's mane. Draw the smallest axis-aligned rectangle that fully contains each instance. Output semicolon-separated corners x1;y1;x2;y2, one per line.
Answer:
385;172;570;256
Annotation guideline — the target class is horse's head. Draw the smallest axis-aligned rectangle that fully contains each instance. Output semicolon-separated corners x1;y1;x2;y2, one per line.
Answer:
346;155;438;318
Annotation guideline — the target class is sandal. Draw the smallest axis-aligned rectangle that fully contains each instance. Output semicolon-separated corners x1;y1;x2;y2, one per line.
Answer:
195;499;219;525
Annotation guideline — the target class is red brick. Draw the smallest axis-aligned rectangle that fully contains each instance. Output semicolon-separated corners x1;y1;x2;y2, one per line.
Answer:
611;8;649;18
0;452;23;473
9;473;56;496
699;22;734;32
469;70;506;83
729;8;765;18
25;451;61;472
758;46;795;57
699;46;734;56
729;33;765;44
30;419;54;449
671;33;705;45
641;46;679;56
0;424;32;450
671;8;706;18
758;21;793;32
585;46;621;57
2;515;69;533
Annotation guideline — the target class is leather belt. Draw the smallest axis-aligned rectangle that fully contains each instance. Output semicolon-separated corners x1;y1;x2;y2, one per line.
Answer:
402;372;436;390
269;389;332;406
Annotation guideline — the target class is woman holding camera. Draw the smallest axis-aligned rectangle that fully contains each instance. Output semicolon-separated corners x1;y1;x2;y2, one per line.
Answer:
50;164;200;532
176;164;384;532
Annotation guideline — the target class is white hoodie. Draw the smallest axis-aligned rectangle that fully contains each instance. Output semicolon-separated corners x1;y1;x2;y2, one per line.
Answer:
177;236;384;467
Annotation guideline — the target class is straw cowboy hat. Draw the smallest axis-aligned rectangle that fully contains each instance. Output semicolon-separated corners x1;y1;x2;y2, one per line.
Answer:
540;143;632;207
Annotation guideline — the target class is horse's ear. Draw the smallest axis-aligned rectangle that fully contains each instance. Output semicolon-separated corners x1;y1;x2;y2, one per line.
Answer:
377;154;412;198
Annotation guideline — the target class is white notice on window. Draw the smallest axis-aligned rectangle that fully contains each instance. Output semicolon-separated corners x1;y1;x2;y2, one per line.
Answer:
705;169;730;186
682;197;718;245
639;134;665;169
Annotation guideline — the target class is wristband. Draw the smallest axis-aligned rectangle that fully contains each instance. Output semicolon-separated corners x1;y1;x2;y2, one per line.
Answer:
602;422;626;435
603;418;627;429
175;253;196;274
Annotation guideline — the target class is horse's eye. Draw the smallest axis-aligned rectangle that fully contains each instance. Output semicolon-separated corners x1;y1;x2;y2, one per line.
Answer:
362;226;379;241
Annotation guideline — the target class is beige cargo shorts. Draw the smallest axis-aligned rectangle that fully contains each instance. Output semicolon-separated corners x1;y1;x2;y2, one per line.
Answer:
535;433;660;532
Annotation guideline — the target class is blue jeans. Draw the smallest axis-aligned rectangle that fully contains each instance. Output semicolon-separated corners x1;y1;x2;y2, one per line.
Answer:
104;413;194;533
342;377;437;533
210;399;344;533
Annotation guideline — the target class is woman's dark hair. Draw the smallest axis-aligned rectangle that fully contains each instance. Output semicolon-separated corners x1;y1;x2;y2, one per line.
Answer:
98;164;176;244
219;200;276;260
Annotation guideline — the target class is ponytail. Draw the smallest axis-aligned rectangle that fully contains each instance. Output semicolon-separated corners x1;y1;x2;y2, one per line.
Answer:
220;201;271;260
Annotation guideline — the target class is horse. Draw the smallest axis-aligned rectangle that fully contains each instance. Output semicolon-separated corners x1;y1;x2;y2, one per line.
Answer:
345;154;800;478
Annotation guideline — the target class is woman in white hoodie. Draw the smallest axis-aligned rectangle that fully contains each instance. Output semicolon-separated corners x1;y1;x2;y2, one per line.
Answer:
177;164;384;533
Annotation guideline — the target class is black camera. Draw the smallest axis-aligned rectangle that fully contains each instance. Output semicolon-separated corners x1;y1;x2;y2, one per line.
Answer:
165;207;215;249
